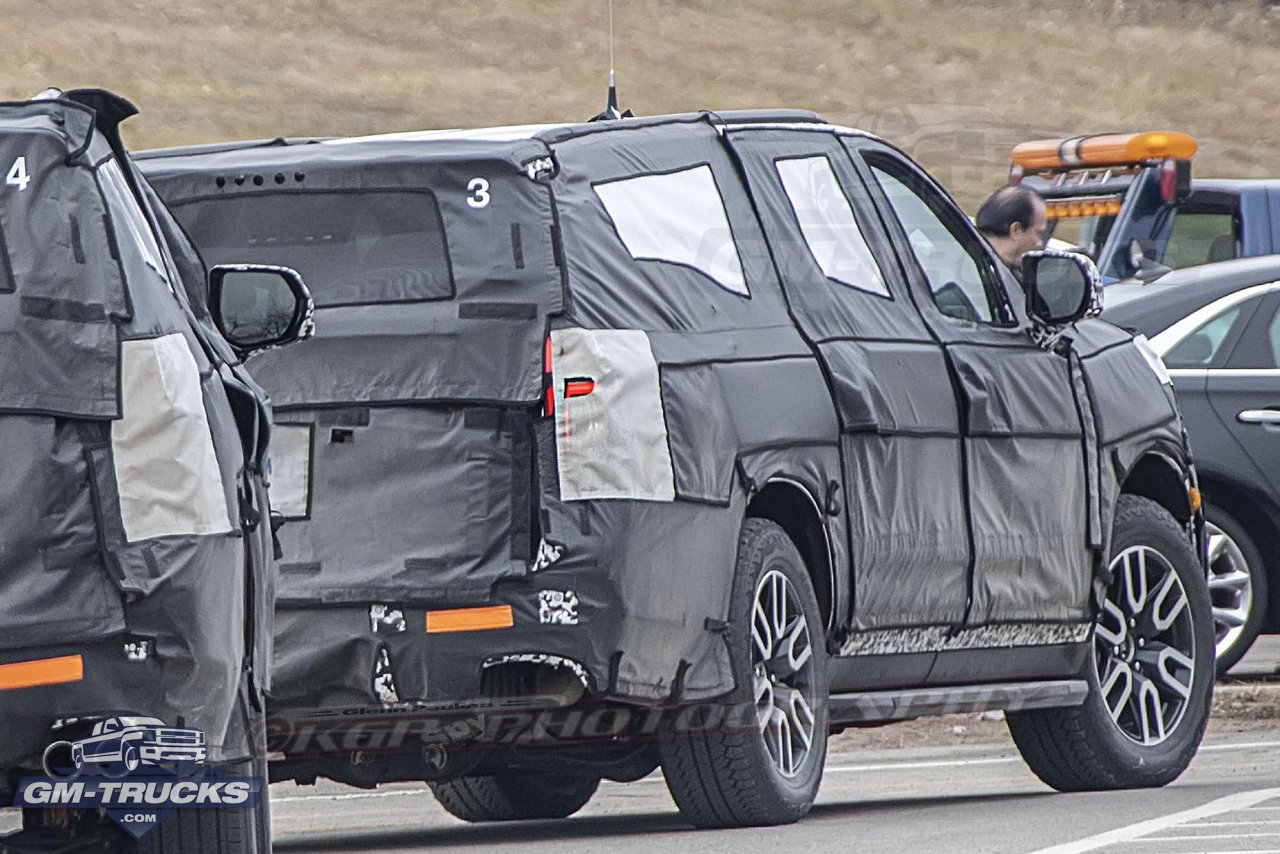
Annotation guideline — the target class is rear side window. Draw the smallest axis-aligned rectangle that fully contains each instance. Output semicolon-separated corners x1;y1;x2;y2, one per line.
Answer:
172;191;453;308
593;165;748;296
774;156;889;297
1164;211;1237;270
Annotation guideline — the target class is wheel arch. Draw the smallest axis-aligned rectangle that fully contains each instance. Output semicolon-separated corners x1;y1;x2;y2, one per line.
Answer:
1120;451;1193;526
745;478;835;632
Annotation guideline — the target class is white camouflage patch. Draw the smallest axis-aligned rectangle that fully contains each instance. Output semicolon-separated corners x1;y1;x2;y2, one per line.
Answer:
538;589;579;625
531;538;564;572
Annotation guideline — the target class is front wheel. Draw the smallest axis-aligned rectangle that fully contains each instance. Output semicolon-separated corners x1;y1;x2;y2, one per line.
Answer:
1008;495;1213;791
659;518;829;828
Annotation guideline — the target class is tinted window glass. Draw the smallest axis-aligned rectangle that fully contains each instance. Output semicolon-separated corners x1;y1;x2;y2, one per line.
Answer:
1270;308;1280;368
173;191;453;307
1163;303;1247;368
869;162;1004;323
1164;212;1236;270
774;156;888;297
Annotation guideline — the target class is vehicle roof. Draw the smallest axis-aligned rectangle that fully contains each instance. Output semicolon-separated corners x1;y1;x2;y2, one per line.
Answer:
1191;177;1280;193
136;109;832;177
1103;254;1280;336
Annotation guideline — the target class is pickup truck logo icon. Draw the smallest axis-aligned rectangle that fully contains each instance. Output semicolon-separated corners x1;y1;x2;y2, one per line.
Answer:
68;716;206;773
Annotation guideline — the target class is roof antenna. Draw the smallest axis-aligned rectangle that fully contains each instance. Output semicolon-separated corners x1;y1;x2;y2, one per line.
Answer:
589;0;633;122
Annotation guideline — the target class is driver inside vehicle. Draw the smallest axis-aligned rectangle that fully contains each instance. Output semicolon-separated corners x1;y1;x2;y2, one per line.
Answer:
976;184;1048;280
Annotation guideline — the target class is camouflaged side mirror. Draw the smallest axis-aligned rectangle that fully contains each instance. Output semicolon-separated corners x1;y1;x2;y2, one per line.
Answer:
209;264;314;357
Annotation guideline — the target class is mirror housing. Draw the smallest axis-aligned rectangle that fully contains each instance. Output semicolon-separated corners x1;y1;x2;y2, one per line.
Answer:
209;265;314;357
1128;238;1173;283
1021;249;1101;327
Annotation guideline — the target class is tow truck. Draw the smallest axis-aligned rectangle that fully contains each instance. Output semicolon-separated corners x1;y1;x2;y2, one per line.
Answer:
1010;131;1280;282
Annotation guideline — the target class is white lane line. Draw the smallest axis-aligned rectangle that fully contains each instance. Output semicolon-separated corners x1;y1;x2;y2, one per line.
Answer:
1025;788;1280;854
1190;820;1280;826
1141;839;1280;845
1200;741;1280;752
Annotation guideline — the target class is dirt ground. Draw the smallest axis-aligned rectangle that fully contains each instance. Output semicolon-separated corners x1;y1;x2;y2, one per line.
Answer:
831;682;1280;751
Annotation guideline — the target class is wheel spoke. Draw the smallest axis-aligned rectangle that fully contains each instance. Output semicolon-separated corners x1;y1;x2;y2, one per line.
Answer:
1095;598;1128;647
1213;606;1248;629
753;599;773;661
1124;550;1149;613
1101;659;1134;723
1149;569;1189;632
1206;529;1231;564
1152;645;1194;700
1135;676;1167;744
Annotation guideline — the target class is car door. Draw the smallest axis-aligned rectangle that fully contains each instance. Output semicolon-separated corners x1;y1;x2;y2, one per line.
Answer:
851;141;1095;628
724;127;968;643
1205;291;1280;498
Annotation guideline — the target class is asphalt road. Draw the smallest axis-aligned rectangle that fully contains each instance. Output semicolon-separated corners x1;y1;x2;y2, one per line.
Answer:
270;637;1280;853
271;732;1280;854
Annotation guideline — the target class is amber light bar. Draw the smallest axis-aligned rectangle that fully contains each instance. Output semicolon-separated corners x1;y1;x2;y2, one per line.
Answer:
0;654;84;691
1044;195;1124;219
1013;131;1198;172
426;605;514;634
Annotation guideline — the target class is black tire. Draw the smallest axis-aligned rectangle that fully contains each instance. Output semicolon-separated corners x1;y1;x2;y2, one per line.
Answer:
429;771;600;822
1008;495;1213;791
1204;505;1268;676
130;759;268;854
658;518;829;828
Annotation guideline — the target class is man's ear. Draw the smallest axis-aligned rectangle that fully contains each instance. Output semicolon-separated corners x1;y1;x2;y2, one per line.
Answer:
1007;221;1025;238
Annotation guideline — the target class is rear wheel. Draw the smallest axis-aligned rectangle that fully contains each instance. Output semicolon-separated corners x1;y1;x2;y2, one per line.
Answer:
1008;495;1213;790
1204;506;1267;675
429;771;600;821
658;518;828;828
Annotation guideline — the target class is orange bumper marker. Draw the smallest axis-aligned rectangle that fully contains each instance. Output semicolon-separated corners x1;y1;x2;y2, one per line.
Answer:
0;654;84;690
426;605;514;634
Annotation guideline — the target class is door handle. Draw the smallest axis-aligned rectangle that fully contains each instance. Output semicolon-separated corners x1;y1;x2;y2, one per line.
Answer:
1237;409;1280;426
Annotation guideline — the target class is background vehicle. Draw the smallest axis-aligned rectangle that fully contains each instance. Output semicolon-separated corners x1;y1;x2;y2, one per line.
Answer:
1012;131;1280;283
70;717;205;772
0;89;312;853
1106;255;1280;674
142;111;1211;829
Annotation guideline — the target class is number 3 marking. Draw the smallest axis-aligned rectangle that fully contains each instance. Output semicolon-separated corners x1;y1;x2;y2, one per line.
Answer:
6;156;30;191
467;177;490;209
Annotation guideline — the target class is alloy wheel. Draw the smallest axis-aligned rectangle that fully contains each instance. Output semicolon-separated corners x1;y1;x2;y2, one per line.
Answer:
1205;521;1254;663
1095;545;1196;746
751;568;818;778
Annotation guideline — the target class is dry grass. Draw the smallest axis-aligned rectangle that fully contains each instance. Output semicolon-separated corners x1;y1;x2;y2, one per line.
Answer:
0;0;1276;206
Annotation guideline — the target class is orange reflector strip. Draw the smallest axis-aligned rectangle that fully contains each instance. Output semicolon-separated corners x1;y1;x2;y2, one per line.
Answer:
1188;486;1203;514
426;605;514;634
564;379;596;399
1013;131;1197;171
0;654;84;691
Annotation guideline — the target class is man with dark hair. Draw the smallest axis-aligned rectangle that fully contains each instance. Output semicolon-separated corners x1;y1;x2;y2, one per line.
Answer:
976;185;1047;279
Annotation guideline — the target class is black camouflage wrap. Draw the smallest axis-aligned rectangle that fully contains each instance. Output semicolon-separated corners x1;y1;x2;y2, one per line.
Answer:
0;91;275;777
140;111;1195;719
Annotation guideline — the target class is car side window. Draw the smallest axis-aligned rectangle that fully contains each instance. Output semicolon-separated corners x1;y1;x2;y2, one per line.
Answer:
865;157;1012;325
1163;300;1254;368
1163;210;1238;270
1215;296;1280;369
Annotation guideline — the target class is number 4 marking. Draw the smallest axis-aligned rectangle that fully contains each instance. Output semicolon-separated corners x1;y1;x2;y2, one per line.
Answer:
6;156;30;191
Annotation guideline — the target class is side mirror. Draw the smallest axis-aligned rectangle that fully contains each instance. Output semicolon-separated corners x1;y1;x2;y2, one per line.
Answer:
1128;238;1172;283
209;265;314;357
1021;249;1101;326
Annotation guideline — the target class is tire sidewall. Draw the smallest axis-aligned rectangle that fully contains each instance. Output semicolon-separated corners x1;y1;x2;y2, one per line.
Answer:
723;518;829;811
1085;496;1213;782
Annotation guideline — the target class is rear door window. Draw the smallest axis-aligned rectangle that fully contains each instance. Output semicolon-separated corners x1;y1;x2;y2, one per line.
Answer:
172;190;454;307
1164;210;1238;270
